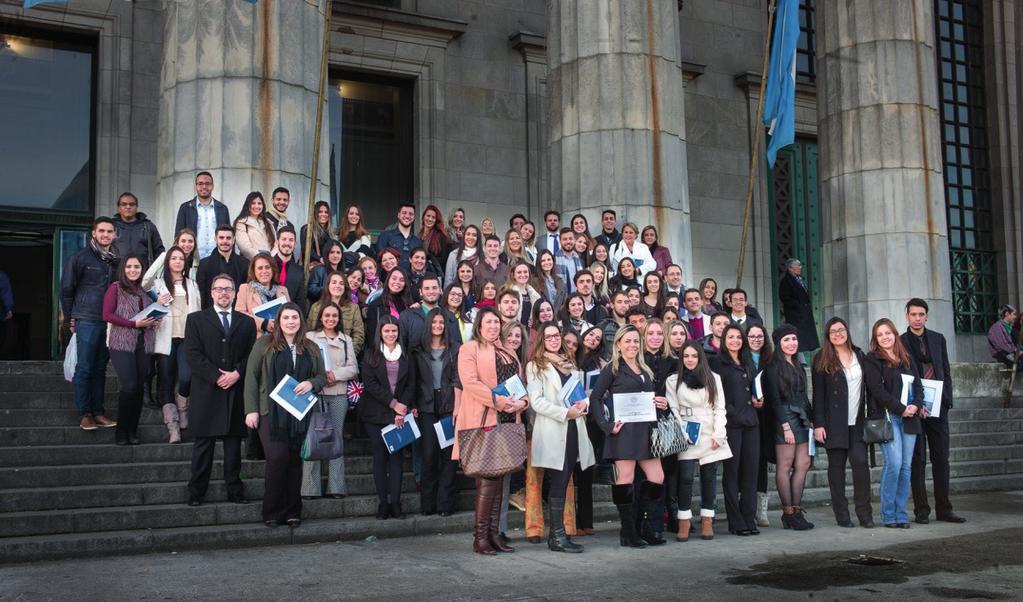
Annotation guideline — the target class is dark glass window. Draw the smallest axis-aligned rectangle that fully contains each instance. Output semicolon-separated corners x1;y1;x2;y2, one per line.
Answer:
0;27;94;213
796;0;816;83
328;73;413;233
935;0;996;333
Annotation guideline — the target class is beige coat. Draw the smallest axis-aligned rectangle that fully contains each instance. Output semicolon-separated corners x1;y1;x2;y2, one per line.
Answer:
665;372;732;465
308;330;359;396
234;216;275;260
524;362;596;471
235;282;290;334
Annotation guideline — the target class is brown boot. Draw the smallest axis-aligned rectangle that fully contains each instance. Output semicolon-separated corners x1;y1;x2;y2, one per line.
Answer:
677;514;691;542
700;511;715;540
175;394;189;430
488;482;514;553
162;404;181;444
473;479;496;556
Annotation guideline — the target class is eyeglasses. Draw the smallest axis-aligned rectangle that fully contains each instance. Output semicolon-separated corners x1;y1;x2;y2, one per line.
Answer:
830;328;848;335
212;287;234;293
118;202;137;207
544;334;562;341
747;334;764;340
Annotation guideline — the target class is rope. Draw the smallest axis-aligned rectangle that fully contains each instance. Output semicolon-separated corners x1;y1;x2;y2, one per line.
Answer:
735;0;778;287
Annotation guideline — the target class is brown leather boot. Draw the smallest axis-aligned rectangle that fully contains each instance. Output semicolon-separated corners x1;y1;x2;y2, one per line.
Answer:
677;516;691;542
488;480;514;553
700;513;715;540
472;479;496;555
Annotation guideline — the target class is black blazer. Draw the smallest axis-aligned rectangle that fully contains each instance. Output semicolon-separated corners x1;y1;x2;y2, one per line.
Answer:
196;252;250;309
183;308;257;438
811;347;867;450
763;360;811;436
900;328;954;414
413;344;460;415
863;351;924;436
358;353;417;426
274;256;306;313
174;197;230;237
711;354;758;428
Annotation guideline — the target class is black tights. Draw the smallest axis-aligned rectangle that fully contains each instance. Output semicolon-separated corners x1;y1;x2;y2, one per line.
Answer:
775;443;811;507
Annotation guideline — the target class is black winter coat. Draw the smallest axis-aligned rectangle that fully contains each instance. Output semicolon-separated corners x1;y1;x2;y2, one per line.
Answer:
862;351;924;436
183;308;257;438
358;353;417;426
710;354;758;428
413;344;460;415
196;252;249;309
778;272;820;351
60;245;118;321
811;347;868;449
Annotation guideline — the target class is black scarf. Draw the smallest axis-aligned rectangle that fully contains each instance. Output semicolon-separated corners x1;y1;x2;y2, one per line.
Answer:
905;330;932;365
681;367;704;390
268;344;314;447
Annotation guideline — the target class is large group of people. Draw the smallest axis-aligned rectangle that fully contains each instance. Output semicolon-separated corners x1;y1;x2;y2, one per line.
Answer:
59;171;970;551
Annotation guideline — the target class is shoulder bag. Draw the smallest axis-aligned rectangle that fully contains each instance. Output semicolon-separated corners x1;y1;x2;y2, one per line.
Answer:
650;409;688;458
301;400;343;461
862;409;893;444
458;407;527;478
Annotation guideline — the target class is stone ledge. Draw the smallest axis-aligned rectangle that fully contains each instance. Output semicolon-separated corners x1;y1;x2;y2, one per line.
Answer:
332;1;467;41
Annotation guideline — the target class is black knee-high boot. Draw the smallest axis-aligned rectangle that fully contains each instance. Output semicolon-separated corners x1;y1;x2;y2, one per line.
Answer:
640;481;667;546
612;484;646;548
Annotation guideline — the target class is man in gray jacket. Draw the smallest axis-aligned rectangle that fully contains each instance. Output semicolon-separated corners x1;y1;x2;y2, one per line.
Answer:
112;192;165;269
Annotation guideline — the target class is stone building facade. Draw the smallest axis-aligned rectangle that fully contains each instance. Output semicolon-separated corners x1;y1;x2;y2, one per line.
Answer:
0;0;1020;361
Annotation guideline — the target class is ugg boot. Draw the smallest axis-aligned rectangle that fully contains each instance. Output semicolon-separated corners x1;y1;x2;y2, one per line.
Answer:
639;481;666;546
175;394;190;430
756;491;771;527
677;509;693;542
612;484;646;548
700;509;715;540
162;404;181;444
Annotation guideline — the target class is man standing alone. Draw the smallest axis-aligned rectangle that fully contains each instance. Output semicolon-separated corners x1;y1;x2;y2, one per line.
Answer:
778;258;820;354
183;274;257;506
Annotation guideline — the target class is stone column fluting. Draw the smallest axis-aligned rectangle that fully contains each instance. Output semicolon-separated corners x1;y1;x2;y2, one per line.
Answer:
157;0;329;236
818;0;955;350
546;0;692;279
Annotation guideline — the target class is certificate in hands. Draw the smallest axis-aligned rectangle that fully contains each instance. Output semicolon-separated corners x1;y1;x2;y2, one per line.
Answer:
611;392;657;423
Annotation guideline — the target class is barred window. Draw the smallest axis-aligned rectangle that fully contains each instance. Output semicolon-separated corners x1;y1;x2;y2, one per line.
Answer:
796;0;816;83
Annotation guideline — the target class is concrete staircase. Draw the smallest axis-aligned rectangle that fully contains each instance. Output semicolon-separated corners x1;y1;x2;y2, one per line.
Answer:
1;361;1021;562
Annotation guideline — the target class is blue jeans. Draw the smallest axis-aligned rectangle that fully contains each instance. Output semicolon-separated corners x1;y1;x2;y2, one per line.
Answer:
880;414;916;525
73;319;109;418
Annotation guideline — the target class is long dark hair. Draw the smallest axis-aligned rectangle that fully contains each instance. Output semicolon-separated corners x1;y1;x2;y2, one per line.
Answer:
234;191;275;238
531;249;563;292
267;302;316;355
161;245;190;304
577;324;605;369
746;323;773;367
317;270;350;307
419;307;458;352
454;224;483;263
719;323;749;366
380;268;410;311
443;283;471;323
813;316;854;375
642;271;667;315
310;200;332;233
320;240;344;272
365;315;402;368
869;318;911;369
610;257;639;290
314;301;342;335
675;340;717;405
419;204;449;257
116;253;145;294
770;329;806;398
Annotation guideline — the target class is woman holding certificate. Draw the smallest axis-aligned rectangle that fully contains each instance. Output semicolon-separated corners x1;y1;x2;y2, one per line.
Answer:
525;322;596;553
359;315;418;520
243;302;327;528
666;341;730;541
763;324;814;531
864;318;924;529
236;252;290;335
711;324;760;536
590;325;669;548
455;307;529;555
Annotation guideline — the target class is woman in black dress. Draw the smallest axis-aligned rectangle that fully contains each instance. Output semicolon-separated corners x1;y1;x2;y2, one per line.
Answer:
591;325;669;548
711;323;760;536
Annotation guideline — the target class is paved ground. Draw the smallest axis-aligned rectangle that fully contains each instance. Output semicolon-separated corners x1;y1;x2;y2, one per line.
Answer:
3;491;1023;601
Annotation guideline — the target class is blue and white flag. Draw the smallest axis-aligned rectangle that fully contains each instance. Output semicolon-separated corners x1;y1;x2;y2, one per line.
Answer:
762;0;800;167
23;0;68;8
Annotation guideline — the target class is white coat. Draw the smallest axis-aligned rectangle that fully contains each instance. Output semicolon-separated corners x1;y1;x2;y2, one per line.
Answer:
665;371;733;465
308;330;359;397
608;240;656;278
150;278;201;356
525;362;596;471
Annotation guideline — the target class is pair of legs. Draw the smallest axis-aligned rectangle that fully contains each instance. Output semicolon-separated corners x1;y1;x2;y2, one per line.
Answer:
418;412;457;514
257;418;303;524
825;427;873;525
880;415;917;525
301;394;349;497
722;425;760;532
189;436;243;500
612;458;665;547
678;459;718;515
911;416;953;520
155;338;191;403
73;319;111;421
473;477;515;555
775;442;811;509
525;443;577;538
365;423;404;512
108;344;148;442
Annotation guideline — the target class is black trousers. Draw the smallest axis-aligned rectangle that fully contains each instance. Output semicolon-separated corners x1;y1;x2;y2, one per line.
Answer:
365;423;404;506
825;427;872;524
723;425;759;531
109;346;149;438
419;412;458;513
257;418;303;523
573;418;604;529
188;436;243;499
546;420;579;498
911;415;953;519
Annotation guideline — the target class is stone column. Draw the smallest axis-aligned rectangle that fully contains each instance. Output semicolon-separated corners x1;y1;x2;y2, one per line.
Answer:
546;0;692;279
156;0;330;237
818;0;955;350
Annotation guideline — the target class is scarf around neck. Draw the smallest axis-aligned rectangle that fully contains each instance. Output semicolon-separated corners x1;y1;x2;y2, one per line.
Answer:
381;343;403;362
250;281;279;303
544;351;575;374
90;237;119;264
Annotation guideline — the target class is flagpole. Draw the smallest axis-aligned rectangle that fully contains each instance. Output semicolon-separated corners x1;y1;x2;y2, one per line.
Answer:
735;0;778;288
303;0;331;286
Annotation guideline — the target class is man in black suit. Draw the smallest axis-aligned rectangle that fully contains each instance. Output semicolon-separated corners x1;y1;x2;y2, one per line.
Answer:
778;258;820;354
196;225;249;309
183;274;257;506
273;225;306;313
902;298;966;524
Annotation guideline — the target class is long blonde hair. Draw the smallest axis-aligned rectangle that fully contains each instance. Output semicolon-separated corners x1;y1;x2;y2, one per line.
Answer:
610;325;653;379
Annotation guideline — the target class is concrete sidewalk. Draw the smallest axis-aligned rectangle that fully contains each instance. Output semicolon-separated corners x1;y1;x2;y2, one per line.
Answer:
2;491;1022;601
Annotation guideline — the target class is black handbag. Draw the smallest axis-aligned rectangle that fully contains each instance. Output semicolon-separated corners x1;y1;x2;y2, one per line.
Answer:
862;410;893;444
301;401;343;461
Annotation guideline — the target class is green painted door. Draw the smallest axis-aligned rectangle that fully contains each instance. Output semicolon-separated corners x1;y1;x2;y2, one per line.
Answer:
767;139;824;333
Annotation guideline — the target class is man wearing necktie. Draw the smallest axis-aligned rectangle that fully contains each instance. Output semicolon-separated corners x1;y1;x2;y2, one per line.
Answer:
183;274;257;506
536;210;562;255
